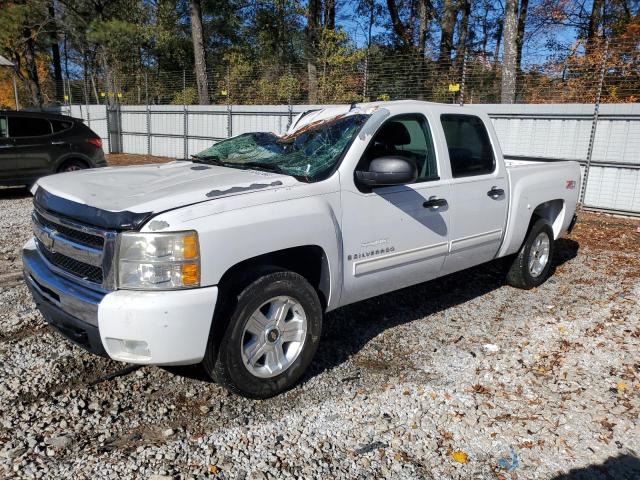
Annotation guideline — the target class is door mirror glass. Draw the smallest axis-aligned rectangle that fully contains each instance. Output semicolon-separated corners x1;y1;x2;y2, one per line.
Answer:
355;155;418;186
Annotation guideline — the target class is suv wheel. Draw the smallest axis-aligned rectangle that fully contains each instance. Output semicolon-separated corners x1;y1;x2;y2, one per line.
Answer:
59;159;88;172
506;218;555;289
203;269;322;398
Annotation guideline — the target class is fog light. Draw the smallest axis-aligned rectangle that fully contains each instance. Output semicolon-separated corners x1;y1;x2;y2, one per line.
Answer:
106;338;151;360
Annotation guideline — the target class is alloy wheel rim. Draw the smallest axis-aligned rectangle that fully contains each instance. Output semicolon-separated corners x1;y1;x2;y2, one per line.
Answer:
241;296;307;378
529;232;550;277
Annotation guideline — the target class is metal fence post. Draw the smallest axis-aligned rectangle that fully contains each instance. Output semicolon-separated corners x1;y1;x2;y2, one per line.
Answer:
226;65;232;138
12;74;20;110
363;53;369;102
459;54;468;107
580;39;609;204
145;73;151;156
183;69;189;159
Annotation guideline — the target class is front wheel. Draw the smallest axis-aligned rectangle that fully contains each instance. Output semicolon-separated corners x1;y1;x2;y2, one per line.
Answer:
203;270;322;398
505;219;555;289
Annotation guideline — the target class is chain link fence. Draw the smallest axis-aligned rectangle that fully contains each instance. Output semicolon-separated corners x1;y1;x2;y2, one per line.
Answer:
10;37;634;108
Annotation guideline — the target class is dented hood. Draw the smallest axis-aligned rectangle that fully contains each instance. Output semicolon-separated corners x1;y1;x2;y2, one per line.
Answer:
35;161;296;216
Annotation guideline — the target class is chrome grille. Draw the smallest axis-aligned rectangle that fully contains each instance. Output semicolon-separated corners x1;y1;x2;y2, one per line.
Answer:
34;210;104;248
38;247;104;284
32;206;117;290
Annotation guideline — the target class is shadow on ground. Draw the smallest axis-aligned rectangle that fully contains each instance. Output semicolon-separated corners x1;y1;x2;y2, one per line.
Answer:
305;237;579;380
552;453;640;479
0;186;31;200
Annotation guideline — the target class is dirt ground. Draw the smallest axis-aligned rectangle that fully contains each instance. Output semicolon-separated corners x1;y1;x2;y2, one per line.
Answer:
106;153;173;167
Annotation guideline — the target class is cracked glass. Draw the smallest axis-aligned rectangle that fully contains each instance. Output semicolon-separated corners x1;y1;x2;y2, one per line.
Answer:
193;114;368;182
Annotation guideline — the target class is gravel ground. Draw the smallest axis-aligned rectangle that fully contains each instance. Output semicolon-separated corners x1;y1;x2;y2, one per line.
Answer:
0;185;639;480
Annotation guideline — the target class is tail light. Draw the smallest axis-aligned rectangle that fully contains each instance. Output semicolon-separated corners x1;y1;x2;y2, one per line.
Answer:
87;138;103;148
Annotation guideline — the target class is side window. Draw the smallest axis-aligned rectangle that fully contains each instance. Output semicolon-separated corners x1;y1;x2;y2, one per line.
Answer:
0;117;7;137
361;115;438;182
51;120;73;133
8;116;52;137
441;114;495;178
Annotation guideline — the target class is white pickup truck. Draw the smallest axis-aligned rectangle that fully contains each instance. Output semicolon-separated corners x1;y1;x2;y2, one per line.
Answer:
23;101;580;398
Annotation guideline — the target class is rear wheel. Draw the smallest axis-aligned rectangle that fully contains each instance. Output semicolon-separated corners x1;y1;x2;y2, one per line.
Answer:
203;269;322;398
506;219;555;289
58;159;88;173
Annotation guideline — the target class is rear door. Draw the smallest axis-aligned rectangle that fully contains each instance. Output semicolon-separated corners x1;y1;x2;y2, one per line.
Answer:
8;116;55;178
439;114;508;275
0;115;19;180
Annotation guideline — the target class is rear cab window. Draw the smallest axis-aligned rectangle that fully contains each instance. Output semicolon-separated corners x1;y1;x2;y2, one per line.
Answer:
8;116;52;137
0;116;7;137
440;114;495;178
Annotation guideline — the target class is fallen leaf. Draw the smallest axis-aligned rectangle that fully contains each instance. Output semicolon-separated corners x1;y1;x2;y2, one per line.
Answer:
617;382;627;392
429;392;438;400
450;450;468;464
208;464;220;474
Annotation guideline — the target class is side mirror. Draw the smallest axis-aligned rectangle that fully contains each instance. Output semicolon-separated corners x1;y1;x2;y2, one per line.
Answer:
355;156;418;187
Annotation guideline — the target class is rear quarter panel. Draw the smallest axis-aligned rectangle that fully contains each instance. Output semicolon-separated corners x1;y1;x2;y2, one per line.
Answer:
498;160;581;257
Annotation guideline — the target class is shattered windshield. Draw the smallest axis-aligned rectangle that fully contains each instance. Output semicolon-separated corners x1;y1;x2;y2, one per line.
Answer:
192;114;368;182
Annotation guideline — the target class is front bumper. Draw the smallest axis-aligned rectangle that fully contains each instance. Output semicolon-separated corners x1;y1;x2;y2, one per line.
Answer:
23;239;218;365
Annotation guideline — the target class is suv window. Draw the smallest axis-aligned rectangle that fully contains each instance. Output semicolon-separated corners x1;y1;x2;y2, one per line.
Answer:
51;119;73;133
441;114;495;178
0;117;7;137
8;116;52;137
361;115;438;182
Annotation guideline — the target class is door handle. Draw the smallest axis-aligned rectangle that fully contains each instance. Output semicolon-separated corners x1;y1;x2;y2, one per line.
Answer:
487;187;504;199
423;197;448;209
51;141;67;145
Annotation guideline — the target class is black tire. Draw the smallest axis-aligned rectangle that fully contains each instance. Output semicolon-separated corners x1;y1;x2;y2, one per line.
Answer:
505;218;555;289
58;159;88;173
203;269;322;399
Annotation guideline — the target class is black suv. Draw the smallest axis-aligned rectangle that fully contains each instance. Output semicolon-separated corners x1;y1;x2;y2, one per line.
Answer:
0;110;107;186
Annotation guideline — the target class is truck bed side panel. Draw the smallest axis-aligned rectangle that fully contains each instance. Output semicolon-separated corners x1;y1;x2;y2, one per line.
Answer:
498;160;581;258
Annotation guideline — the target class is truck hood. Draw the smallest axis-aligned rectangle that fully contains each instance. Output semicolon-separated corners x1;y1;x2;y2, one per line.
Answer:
35;161;296;216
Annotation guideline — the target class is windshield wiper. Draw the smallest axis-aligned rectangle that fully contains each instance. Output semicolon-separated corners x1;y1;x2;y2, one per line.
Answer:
191;154;223;165
237;162;288;175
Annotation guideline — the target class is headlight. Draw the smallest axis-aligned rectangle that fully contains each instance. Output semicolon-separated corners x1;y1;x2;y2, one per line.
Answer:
118;231;200;289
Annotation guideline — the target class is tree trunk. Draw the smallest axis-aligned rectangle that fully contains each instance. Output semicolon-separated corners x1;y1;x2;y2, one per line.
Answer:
438;0;457;68
456;0;471;71
587;0;603;54
23;28;43;107
493;20;503;69
515;0;528;71
501;0;518;103
306;0;320;103
324;0;335;29
417;0;429;57
514;0;529;97
386;0;414;52
189;0;209;105
48;1;64;104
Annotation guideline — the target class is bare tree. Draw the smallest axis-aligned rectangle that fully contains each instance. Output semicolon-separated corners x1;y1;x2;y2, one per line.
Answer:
439;0;458;67
189;0;209;104
501;0;518;103
306;0;321;103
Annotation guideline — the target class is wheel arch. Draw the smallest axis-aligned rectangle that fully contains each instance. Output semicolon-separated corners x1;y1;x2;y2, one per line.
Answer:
530;199;565;239
217;245;331;312
56;156;91;172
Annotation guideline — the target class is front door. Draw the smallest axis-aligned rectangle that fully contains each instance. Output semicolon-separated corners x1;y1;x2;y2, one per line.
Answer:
439;114;508;275
340;114;451;306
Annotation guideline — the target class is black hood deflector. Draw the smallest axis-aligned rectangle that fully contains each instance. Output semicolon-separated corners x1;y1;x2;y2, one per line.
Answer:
34;187;153;231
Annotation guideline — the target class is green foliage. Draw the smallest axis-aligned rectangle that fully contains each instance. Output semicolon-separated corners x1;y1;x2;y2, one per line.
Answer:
172;86;198;104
